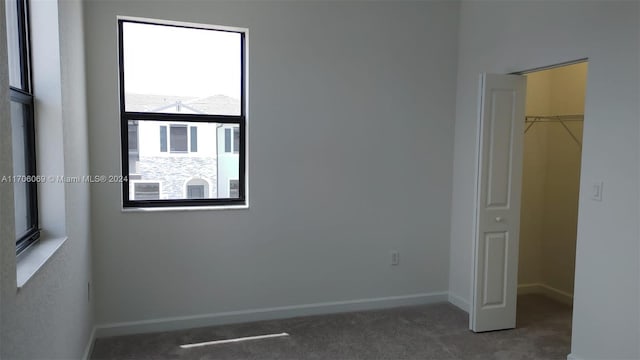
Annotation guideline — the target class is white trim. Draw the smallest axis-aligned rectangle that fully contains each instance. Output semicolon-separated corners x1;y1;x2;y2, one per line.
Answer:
517;283;542;295
82;327;96;360
517;283;574;306
448;292;470;313
117;15;249;34
16;236;68;289
469;73;486;331
566;353;584;360
94;292;447;338
540;284;574;306
121;204;249;212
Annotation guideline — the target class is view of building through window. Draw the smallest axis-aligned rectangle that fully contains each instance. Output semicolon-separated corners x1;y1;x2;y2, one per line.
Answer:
126;118;240;200
120;20;245;204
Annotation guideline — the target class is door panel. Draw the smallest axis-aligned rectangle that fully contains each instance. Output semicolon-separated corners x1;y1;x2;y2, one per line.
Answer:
471;73;526;332
486;90;516;208
482;232;508;307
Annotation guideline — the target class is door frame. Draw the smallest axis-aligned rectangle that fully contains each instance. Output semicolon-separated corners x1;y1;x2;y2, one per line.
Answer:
469;58;589;330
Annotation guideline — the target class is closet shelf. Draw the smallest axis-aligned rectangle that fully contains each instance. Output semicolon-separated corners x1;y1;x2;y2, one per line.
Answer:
524;114;583;147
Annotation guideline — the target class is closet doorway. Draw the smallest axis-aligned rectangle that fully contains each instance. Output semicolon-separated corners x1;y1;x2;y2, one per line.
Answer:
516;62;588;337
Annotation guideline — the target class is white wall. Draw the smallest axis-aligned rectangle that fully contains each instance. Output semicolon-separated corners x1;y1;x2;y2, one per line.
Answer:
85;0;460;331
449;2;639;359
0;0;93;358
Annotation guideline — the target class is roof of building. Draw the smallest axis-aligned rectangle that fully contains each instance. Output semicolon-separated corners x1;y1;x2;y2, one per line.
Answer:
125;93;240;115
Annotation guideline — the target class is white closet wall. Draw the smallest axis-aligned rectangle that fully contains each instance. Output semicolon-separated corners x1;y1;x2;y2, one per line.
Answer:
519;63;587;299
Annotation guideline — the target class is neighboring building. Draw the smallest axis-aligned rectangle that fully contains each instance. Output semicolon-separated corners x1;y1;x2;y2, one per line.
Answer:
217;124;241;198
126;94;240;200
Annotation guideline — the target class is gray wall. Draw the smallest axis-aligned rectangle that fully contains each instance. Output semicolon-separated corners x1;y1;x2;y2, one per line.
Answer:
84;1;460;328
0;0;93;358
448;1;639;359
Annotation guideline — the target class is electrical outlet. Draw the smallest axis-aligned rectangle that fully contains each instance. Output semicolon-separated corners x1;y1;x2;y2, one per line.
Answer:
391;251;400;266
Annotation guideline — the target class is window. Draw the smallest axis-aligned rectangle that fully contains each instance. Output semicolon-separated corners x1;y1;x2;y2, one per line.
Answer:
190;127;198;152
6;0;39;254
187;185;205;199
224;126;240;154
169;125;187;152
159;124;197;153
233;127;240;154
128;121;139;174
128;122;139;153
119;18;246;207
224;128;231;153
185;178;209;199
229;179;239;198
160;125;167;152
133;182;160;200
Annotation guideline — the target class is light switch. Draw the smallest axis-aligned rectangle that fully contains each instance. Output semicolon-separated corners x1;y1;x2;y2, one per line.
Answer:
592;181;603;201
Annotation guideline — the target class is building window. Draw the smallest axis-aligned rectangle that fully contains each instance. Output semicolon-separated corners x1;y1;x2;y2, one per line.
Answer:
224;128;231;153
159;124;197;153
233;127;240;154
229;179;239;198
119;18;246;207
187;185;205;199
159;125;167;152
169;125;188;152
128;121;139;174
133;182;160;200
190;126;198;152
6;0;40;254
224;126;240;154
128;122;139;153
185;178;209;199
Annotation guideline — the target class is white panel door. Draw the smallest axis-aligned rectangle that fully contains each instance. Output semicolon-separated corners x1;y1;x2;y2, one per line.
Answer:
471;73;526;332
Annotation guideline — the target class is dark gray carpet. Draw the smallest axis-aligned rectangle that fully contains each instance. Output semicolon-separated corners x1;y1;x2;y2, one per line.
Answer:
91;294;572;359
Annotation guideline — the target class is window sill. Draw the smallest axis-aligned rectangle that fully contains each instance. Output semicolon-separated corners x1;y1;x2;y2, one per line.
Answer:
121;204;249;213
16;236;68;289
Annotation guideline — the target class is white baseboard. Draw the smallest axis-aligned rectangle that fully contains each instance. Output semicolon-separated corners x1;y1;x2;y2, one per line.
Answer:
566;353;584;360
518;283;573;306
95;291;448;338
517;283;543;295
447;292;470;313
82;326;96;360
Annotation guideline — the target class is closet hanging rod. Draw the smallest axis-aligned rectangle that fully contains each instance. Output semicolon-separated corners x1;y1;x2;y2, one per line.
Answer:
524;114;583;148
525;114;584;122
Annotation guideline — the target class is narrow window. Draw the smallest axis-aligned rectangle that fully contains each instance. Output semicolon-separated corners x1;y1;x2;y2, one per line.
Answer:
229;179;239;198
233;127;240;154
128;122;139;153
160;126;167;152
224;128;231;153
6;0;40;254
128;121;139;174
190;126;198;152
